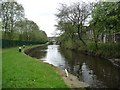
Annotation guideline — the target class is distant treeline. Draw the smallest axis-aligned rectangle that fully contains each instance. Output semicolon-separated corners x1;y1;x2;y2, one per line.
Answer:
0;1;48;48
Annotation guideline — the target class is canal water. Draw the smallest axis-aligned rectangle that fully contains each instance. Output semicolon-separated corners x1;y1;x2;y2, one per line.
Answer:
27;45;120;88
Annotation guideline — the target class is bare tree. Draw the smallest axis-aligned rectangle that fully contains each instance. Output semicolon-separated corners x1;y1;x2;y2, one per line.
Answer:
56;2;93;46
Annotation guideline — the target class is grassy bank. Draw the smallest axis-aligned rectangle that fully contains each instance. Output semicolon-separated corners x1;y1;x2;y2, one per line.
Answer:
0;48;2;89
2;45;68;88
86;43;120;59
61;39;120;59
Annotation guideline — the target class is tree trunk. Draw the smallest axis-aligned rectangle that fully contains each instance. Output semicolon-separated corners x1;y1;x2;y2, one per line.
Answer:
77;25;87;47
93;29;98;50
95;39;98;50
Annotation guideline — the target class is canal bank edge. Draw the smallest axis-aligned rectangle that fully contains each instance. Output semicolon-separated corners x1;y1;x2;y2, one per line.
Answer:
78;49;120;68
24;45;90;89
47;63;89;89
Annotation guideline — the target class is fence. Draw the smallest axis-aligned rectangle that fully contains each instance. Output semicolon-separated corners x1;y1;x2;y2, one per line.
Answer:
1;39;46;48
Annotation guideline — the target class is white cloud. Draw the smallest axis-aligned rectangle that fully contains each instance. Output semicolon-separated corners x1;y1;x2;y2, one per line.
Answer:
17;0;95;37
17;0;59;37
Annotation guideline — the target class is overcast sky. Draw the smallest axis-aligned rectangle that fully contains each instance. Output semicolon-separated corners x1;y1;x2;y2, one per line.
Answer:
17;0;96;37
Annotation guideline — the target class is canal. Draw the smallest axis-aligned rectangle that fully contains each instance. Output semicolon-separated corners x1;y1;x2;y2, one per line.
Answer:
27;45;120;88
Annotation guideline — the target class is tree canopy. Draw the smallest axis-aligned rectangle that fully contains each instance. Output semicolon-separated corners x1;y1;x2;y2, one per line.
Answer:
56;2;93;47
1;1;48;43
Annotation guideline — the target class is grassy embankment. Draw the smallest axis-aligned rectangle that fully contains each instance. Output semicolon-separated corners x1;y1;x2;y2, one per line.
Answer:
2;45;68;88
0;48;2;89
61;39;120;59
82;42;120;59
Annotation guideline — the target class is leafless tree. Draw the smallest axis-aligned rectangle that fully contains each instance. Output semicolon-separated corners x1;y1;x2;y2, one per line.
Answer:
56;2;93;46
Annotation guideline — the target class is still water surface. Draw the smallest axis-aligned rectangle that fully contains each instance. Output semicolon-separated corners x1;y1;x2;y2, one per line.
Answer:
28;45;120;88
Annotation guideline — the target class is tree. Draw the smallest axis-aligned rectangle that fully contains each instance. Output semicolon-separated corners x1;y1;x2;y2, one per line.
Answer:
14;19;48;42
1;1;25;39
90;1;120;49
56;2;93;46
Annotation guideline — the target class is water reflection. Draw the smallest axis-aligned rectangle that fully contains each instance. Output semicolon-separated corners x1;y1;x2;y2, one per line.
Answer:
27;45;120;88
41;45;66;69
60;47;120;88
27;46;47;59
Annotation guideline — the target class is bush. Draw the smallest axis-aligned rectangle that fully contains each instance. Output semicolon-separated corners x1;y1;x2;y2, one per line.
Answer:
87;42;120;58
61;38;79;50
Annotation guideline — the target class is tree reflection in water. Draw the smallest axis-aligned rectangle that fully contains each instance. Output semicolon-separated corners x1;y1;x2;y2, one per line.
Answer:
28;45;120;88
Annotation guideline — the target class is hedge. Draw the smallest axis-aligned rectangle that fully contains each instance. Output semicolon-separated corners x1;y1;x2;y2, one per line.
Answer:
1;39;46;48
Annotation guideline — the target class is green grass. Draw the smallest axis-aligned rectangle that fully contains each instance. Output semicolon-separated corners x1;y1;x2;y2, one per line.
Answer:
87;42;120;58
97;43;120;58
2;45;68;88
0;48;2;89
